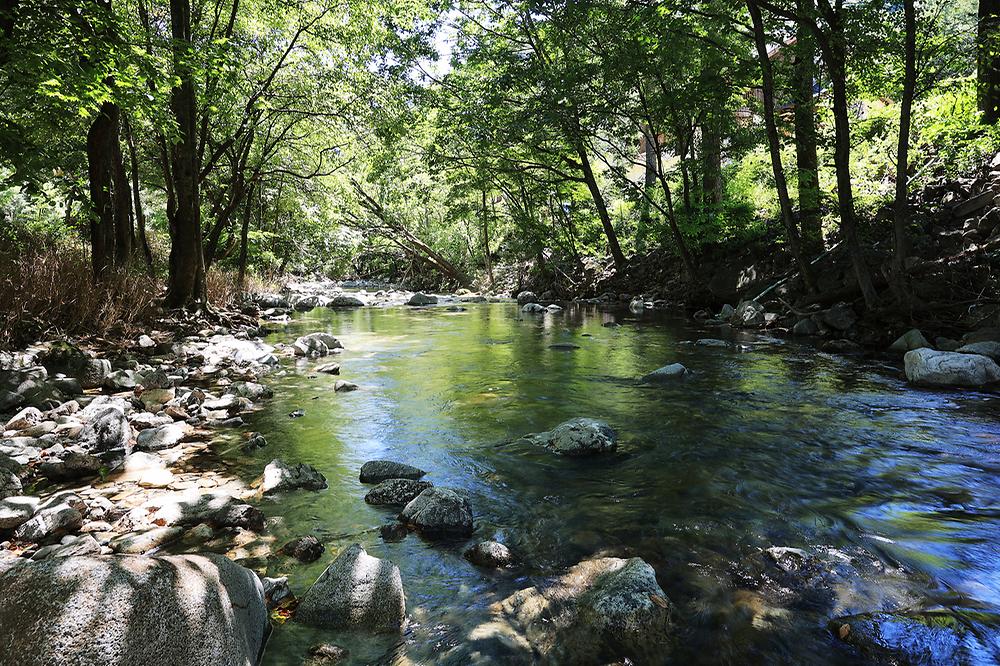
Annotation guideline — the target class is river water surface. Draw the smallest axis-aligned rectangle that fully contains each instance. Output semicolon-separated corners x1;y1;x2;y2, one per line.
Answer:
235;302;1000;664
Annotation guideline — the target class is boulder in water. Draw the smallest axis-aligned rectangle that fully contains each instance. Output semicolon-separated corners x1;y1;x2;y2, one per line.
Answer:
279;535;325;563
465;541;515;568
516;291;537;305
359;460;426;484
956;340;1000;362
888;328;931;353
399;487;473;536
327;294;366;307
904;348;1000;387
0;554;269;666
364;479;432;506
640;363;688;382
259;459;327;494
407;293;437;306
296;543;405;632
524;417;617;456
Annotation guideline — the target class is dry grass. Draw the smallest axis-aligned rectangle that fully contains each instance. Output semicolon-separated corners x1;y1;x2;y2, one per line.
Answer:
0;239;161;348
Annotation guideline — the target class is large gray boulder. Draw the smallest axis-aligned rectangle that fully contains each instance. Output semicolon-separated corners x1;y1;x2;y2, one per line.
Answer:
888;328;931;353
399;487;473;536
904;348;1000;387
134;422;191;452
640;364;688;383
359;460;426;484
292;333;343;357
328;294;366;307
296;543;405;632
13;502;82;542
493;556;673;664
407;293;438;306
364;478;432;506
0;554;269;666
524;418;617;456
77;407;132;454
956;340;1000;362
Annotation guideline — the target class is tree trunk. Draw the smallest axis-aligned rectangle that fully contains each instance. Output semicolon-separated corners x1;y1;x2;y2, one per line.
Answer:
822;18;879;308
165;0;207;309
481;188;495;290
237;183;253;296
575;144;627;269
980;0;1000;124
793;0;822;254
124;116;154;276
748;0;817;294
86;102;116;280
701;113;723;210
891;0;917;300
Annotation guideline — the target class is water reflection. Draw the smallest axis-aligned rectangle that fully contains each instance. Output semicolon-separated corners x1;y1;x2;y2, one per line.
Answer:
240;302;1000;664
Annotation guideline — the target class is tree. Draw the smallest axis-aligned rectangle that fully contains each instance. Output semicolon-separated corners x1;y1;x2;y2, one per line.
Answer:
979;0;1000;123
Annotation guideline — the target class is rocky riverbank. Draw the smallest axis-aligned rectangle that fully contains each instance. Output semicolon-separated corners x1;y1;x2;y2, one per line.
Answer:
1;292;997;665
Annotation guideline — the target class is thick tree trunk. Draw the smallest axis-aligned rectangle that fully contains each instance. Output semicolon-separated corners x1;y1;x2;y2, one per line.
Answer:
575;144;627;269
793;0;822;255
165;0;207;309
86;100;132;279
701;113;723;210
823;29;879;308
748;0;817;294
979;0;1000;124
891;0;917;300
481;189;495;290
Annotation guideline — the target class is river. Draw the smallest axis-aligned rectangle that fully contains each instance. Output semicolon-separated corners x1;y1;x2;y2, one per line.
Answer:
232;301;1000;664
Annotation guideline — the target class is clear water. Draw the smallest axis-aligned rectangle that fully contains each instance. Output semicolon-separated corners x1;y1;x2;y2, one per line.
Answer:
233;302;1000;665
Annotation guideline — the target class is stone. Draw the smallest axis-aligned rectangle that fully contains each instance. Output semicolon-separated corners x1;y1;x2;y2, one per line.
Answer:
32;534;102;560
104;369;140;392
516;291;537;306
256;292;289;309
821;302;857;331
465;541;515;568
961;327;1000;345
521;303;545;313
109;527;185;554
334;380;359;392
5;406;42;431
0;554;269;666
140;387;175;411
888;328;932;353
733;300;765;327
229;381;273;401
0;495;39;530
830;610;1000;665
13;503;82;542
135;422;191;452
307;644;350;664
279;535;325;563
145;492;265;531
525;418;617;456
494;556;672;664
640;363;688;382
792;318;819;336
260;459;328;494
293;333;343;357
904;348;1000;387
359;460;427;484
242;432;267;451
294;295;325;311
379;522;408;542
37;451;102;480
328;294;366;307
316;363;340;374
296;543;405;632
261;576;293;609
956;341;1000;362
0;463;22;501
719;303;735;319
76;407;132;454
695;338;728;347
138;334;156;348
407;292;438;306
399;487;473;536
821;339;863;353
364;478;432;506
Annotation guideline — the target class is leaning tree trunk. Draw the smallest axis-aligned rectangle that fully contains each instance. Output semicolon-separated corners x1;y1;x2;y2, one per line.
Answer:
748;0;817;294
124;117;154;276
980;0;1000;124
793;0;822;255
575;144;628;270
165;0;206;309
891;0;917;301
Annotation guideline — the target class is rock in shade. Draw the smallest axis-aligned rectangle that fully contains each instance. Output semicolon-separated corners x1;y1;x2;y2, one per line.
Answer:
316;363;340;374
904;348;1000;387
792;318;819;336
821;302;857;331
328;294;366;307
77;407;132;454
521;303;545;313
296;543;405;632
830;610;1000;665
109;527;185;554
307;643;350;664
359;460;427;484
380;522;409;542
516;291;537;305
364;479;432;506
640;363;688;382
956;340;1000;362
888;328;931;353
13;502;82;542
464;541;515;568
279;535;325;563
407;293;438;306
525;417;617;456
260;459;328;494
0;554;269;666
399;487;473;537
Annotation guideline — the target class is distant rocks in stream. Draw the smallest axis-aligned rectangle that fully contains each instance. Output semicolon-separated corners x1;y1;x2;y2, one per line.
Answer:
521;417;618;456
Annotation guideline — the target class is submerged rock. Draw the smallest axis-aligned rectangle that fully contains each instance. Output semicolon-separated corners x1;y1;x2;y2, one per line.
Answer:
640;363;688;382
465;541;515;568
904;348;1000;387
279;535;325;563
296;543;405;632
524;417;617;456
260;459;327;494
399;487;473;537
359;460;427;484
365;478;432;506
0;554;269;666
830;610;1000;665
